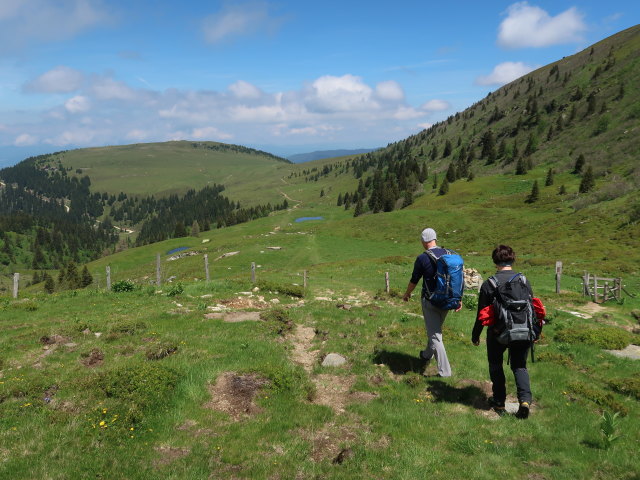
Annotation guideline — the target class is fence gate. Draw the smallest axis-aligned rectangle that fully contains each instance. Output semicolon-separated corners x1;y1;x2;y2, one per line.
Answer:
582;272;622;303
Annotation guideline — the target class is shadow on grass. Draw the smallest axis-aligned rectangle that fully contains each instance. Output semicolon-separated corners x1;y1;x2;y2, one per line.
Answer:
371;350;426;375
427;380;489;409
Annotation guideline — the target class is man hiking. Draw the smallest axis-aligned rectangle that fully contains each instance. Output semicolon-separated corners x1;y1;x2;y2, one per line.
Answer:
403;227;463;377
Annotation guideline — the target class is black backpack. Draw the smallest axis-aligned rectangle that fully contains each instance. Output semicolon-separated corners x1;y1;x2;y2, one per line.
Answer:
489;273;536;350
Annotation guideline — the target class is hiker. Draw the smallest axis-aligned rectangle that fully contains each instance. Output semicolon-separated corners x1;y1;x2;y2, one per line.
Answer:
471;244;540;419
402;227;463;377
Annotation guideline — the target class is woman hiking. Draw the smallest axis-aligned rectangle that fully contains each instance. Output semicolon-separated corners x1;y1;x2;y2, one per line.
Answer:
471;244;543;419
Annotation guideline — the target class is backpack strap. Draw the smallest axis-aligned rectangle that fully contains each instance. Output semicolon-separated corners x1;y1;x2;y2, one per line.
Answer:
488;275;499;289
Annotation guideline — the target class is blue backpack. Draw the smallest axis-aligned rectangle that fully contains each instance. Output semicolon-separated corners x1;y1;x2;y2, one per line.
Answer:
425;249;464;310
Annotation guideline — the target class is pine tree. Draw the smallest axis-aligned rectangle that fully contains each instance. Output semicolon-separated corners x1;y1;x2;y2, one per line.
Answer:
44;274;55;294
545;168;554;186
191;220;200;237
81;265;93;288
515;157;527;175
174;221;187;238
438;177;449;196
558;184;567;195
579;166;595;193
526;180;540;203
353;198;363;217
432;174;438;190
573;154;585;174
336;193;343;206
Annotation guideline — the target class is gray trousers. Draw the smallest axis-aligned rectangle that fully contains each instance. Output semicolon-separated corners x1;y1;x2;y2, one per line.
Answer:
421;298;452;377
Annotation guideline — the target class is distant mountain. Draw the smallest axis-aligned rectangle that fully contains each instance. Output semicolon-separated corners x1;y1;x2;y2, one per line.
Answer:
287;148;378;163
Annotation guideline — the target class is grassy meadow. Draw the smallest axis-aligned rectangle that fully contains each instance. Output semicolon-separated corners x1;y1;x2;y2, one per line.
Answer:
2;188;639;479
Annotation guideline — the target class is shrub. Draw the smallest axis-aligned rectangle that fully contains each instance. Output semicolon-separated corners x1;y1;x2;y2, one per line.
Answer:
109;320;148;335
555;325;635;350
608;377;640;400
260;307;293;336
145;342;178;360
90;362;178;423
256;280;304;298
166;282;184;297
568;381;628;416
462;293;478;310
260;364;314;400
112;280;136;293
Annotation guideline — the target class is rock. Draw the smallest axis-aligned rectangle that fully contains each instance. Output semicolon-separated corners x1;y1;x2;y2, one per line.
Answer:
322;353;347;367
266;246;282;250
252;287;260;292
337;304;352;311
270;298;280;304
463;268;483;291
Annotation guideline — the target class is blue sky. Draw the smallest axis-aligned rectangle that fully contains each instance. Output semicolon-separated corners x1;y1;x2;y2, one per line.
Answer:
0;1;637;165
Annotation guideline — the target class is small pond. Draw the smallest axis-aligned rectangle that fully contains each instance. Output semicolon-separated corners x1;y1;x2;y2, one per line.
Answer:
167;246;189;255
295;216;324;223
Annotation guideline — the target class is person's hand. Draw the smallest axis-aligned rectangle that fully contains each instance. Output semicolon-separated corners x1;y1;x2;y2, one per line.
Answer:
472;338;480;346
455;301;462;312
402;293;410;302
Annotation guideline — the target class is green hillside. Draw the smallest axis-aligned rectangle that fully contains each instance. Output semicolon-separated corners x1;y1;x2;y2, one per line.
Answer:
49;141;293;204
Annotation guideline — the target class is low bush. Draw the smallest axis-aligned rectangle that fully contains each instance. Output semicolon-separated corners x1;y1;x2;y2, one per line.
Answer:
554;325;635;350
166;282;184;297
90;362;178;423
111;280;136;293
568;381;628;416
145;342;178;360
260;307;293;336
608;377;640;400
256;280;304;298
537;351;574;367
462;293;478;310
259;364;314;401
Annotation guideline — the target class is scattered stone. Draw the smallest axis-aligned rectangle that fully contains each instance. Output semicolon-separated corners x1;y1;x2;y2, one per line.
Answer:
238;292;253;296
337;304;352;311
270;298;280;304
463;268;483;291
314;296;332;301
215;251;240;261
167;251;200;261
605;344;640;360
252;287;260;292
222;312;261;323
266;246;282;250
94;332;102;338
322;353;347;367
201;239;210;243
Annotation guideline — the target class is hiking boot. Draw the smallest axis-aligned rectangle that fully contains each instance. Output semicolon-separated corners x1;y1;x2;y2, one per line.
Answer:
516;402;530;419
419;350;432;362
488;397;506;416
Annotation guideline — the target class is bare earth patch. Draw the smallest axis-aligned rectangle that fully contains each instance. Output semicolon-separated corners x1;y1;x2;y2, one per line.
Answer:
80;348;104;368
205;372;270;421
298;421;359;463
290;324;318;372
153;445;191;467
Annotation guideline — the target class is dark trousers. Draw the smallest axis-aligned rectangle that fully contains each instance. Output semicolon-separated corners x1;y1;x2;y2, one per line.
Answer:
486;332;532;404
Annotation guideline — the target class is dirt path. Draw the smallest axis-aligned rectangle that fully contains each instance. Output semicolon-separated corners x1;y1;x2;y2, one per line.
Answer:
288;323;376;414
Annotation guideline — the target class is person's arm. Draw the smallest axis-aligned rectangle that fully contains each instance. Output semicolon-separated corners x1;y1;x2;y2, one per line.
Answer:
472;280;493;345
403;282;417;302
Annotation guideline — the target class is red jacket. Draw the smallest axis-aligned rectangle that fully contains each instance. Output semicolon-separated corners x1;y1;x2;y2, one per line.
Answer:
478;298;546;326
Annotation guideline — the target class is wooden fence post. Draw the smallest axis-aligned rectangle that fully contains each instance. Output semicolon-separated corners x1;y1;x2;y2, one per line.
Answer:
555;261;562;294
251;262;256;283
385;272;390;293
156;253;161;287
594;276;599;303
204;254;210;282
106;266;111;291
13;273;19;299
615;278;622;302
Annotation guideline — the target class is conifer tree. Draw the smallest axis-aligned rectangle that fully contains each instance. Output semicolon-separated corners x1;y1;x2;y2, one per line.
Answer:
443;139;453;158
432;174;438;190
579;166;595;193
438;177;449;196
573;154;585;174
515;157;527;175
353;198;363;217
174;221;187;238
44;274;55;294
81;265;93;288
558;184;567;195
526;180;540;203
545;168;554;186
336;193;343;206
191;220;200;237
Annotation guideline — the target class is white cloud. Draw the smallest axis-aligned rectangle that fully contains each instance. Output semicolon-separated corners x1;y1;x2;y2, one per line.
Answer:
498;2;586;48
65;95;91;113
190;126;233;140
90;77;138;101
393;106;423;120
14;133;38;146
375;81;404;101
24;66;84;93
202;1;285;44
46;128;97;146
228;80;262;99
475;61;537;86
417;123;433;130
305;75;377;113
421;99;450;111
0;0;114;52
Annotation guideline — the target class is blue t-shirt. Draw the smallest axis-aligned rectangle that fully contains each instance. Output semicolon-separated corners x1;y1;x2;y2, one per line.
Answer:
410;247;447;297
